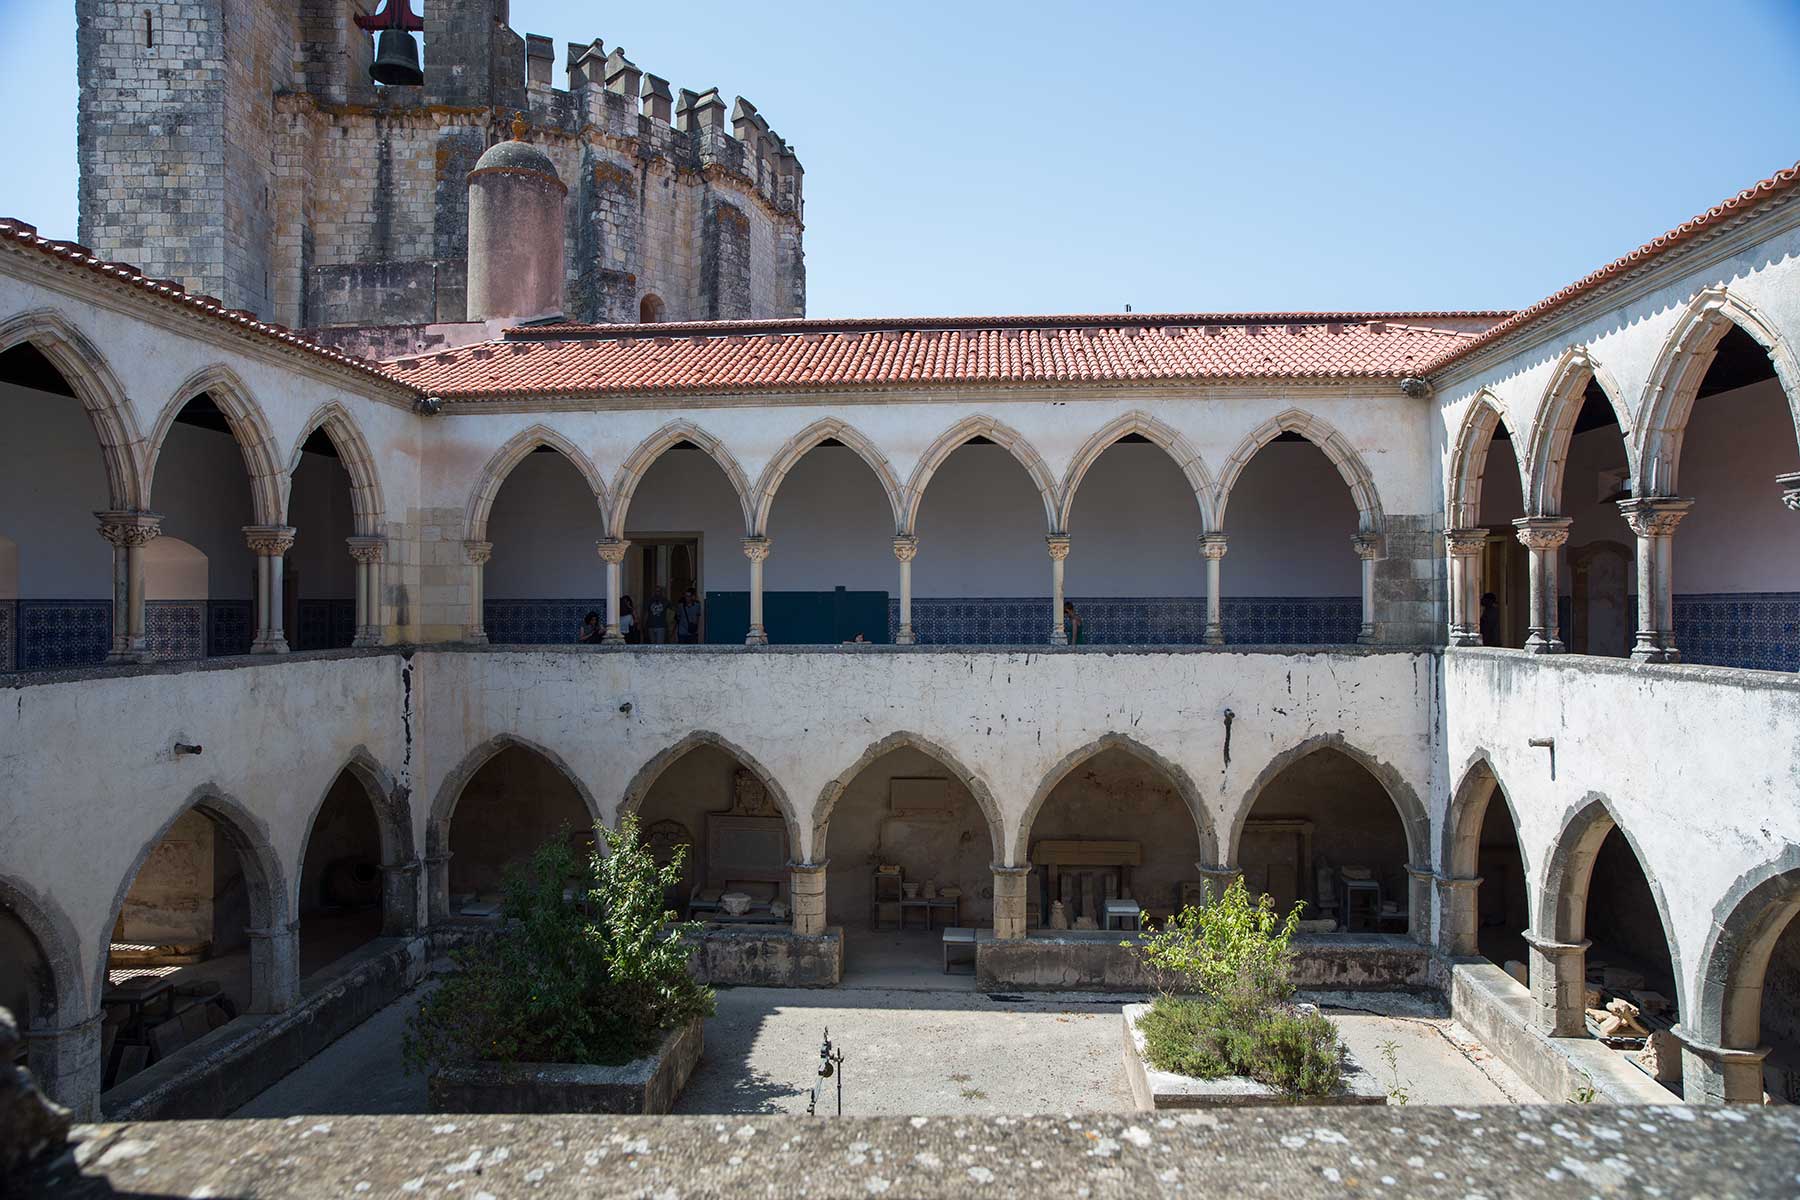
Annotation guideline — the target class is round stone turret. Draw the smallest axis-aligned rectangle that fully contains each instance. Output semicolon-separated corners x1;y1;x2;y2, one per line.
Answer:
466;115;568;324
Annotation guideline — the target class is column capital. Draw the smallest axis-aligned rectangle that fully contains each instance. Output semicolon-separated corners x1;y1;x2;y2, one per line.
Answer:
1352;531;1385;560
1617;495;1694;538
891;535;919;563
991;863;1032;877
346;535;386;564
95;510;163;547
1445;527;1487;557
463;539;493;565
1434;874;1483;890
1512;515;1571;552
1522;932;1590;956
1668;1024;1770;1066
242;524;297;556
596;537;632;564
1197;533;1228;559
379;859;423;878
787;859;829;876
1778;471;1800;512
740;535;772;563
1045;534;1071;561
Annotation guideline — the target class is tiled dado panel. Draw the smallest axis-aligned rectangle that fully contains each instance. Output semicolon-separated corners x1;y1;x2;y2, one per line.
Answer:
295;599;357;652
888;596;1362;646
145;601;206;660
485;598;609;645
1674;592;1800;673
0;600;14;672
207;600;254;658
16;599;110;671
6;600;258;672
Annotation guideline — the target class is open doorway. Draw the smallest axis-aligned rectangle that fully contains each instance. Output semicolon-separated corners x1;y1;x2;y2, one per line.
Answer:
624;534;701;644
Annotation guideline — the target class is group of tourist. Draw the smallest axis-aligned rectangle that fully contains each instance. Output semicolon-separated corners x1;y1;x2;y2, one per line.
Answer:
577;587;703;644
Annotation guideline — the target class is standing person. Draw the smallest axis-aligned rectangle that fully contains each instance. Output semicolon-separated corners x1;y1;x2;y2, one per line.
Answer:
1063;601;1084;645
646;587;669;645
619;595;638;643
577;611;602;644
676;588;702;644
1478;592;1501;647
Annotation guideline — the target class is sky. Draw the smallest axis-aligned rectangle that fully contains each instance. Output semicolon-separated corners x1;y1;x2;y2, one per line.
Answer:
2;0;1797;319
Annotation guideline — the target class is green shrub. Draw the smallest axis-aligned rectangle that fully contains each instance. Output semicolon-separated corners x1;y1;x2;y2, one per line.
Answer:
1134;876;1301;1003
404;816;714;1071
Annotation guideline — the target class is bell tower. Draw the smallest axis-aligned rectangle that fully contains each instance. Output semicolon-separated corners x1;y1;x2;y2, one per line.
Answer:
77;0;297;317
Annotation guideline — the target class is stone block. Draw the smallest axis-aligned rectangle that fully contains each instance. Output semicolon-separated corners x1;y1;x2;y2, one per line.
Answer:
429;1018;702;1116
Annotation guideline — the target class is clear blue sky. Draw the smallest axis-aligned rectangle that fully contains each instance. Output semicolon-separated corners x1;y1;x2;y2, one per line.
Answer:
3;0;1796;318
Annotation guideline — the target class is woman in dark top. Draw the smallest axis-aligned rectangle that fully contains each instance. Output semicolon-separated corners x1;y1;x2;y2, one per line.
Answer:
577;610;602;644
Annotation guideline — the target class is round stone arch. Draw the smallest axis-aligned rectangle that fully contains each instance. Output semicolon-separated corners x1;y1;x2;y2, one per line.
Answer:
284;401;388;537
1055;410;1217;533
1685;848;1800;1102
811;731;1005;867
901;414;1060;535
295;747;418;937
1016;732;1220;869
618;730;804;858
464;424;608;545
0;308;146;511
1214;408;1385;535
751;417;906;538
609;420;755;538
0;874;96;1116
96;785;294;1015
1438;753;1531;957
1521;346;1634;517
1635;286;1800;497
143;364;286;525
1445;389;1526;530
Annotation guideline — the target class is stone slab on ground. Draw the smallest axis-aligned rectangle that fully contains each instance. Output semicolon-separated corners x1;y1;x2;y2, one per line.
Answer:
429;1017;703;1115
1122;1004;1387;1109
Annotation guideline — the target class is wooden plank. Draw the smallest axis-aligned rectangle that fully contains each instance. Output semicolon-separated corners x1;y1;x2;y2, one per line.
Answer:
1030;839;1142;866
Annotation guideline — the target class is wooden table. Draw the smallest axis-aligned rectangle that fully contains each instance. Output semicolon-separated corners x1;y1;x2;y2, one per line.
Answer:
898;897;960;930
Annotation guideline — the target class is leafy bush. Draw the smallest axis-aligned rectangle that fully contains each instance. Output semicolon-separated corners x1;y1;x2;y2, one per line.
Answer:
404;816;714;1071
1130;877;1343;1097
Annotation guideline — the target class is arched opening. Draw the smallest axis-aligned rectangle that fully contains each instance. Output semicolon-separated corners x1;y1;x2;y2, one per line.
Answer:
1468;412;1529;647
1664;326;1800;670
296;771;387;974
1063;435;1206;643
0;342;122;671
149;393;263;657
0;909;54;1069
631;741;795;930
1237;747;1411;934
816;743;997;983
1219;434;1362;644
1442;762;1528;966
617;438;750;644
1584;828;1678;1014
444;744;592;917
638;293;665;324
1025;746;1203;932
482;447;607;644
1548;381;1635;657
761;438;898;643
911;435;1053;644
101;801;284;1096
1748;904;1800;1103
286;428;359;650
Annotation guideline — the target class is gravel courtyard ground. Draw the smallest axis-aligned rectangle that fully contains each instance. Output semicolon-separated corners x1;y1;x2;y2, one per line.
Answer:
234;980;1539;1117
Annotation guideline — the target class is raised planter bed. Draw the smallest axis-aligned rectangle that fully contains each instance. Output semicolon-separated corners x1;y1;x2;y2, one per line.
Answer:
1121;1003;1386;1110
428;1016;703;1115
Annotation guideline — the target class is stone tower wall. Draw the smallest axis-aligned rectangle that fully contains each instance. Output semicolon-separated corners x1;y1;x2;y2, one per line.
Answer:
77;0;806;329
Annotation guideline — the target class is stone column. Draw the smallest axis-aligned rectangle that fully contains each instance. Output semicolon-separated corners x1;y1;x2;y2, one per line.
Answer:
1779;471;1800;512
1353;532;1384;645
463;541;491;643
1193;863;1243;905
24;1011;104;1121
1672;1025;1770;1104
1435;875;1483;957
96;511;162;663
1523;932;1589;1035
1618;497;1693;664
993;865;1032;939
790;860;828;936
347;536;385;648
892;535;918;645
243;525;297;654
1404;863;1434;945
1512;517;1571;654
597;538;630;644
380;859;423;937
1199;534;1227;645
742;536;771;646
1445;528;1487;646
245;921;301;1014
1046;535;1071;645
425;851;454;924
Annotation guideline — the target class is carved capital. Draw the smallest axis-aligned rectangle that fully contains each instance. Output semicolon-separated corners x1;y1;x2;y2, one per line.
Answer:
1512;516;1571;552
1198;533;1228;560
891;535;919;563
242;524;297;556
1779;472;1800;513
95;510;162;548
1045;535;1072;561
1444;527;1488;558
1352;532;1385;561
463;539;493;565
1617;497;1693;539
346;535;386;565
596;538;632;565
740;536;772;563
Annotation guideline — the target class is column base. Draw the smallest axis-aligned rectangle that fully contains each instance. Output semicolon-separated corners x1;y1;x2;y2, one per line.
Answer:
1448;630;1481;647
1435;875;1483;958
1204;625;1224;646
380;860;423;937
1522;634;1565;655
245;923;301;1014
1357;624;1377;645
1050;631;1068;646
1524;932;1590;1036
895;627;915;645
249;636;290;655
24;1012;104;1121
992;864;1031;940
602;629;625;645
351;630;381;649
464;630;489;645
1672;1025;1770;1104
106;648;136;665
1631;639;1679;664
789;860;828;937
745;626;768;646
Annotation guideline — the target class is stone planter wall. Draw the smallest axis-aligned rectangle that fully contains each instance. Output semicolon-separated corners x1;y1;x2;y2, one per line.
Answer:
978;933;1429;993
429;1017;704;1115
688;926;843;988
1121;1003;1387;1110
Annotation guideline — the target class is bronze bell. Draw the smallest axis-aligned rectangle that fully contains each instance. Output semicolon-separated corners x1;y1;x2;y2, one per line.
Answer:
371;26;424;87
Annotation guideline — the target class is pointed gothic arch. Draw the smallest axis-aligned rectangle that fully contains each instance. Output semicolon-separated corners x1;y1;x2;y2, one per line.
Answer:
610;420;755;537
144;364;285;525
619;730;803;857
1056;410;1217;532
902;414;1059;534
1214;408;1384;533
812;732;1004;866
1446;390;1527;529
427;733;600;856
0;308;145;511
1692;849;1800;1057
752;418;906;536
296;746;415;876
1225;732;1427;869
0;874;85;1026
1441;752;1530;882
1017;733;1218;868
464;425;608;545
285;402;387;537
1636;287;1800;497
1522;347;1635;517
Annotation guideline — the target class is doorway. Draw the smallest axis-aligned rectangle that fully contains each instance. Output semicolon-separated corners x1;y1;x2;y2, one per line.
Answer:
626;534;702;643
